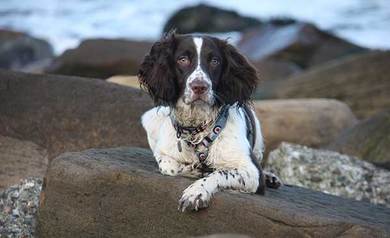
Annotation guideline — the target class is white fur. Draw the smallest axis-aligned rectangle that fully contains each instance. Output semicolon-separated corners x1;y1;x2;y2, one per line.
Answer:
140;36;271;211
183;37;214;105
141;104;265;211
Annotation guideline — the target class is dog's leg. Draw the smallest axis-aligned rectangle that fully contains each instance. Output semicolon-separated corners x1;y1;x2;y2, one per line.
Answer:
178;165;260;212
155;155;201;177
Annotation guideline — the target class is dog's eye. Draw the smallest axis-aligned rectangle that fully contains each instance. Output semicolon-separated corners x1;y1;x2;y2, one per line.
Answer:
210;58;220;67
177;56;190;67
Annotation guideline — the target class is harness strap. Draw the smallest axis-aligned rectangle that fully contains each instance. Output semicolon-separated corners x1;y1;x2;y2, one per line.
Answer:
242;104;256;149
194;104;230;163
242;105;265;194
171;119;208;138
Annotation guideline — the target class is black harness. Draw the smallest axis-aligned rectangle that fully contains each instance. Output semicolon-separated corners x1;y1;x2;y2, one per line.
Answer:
171;104;257;175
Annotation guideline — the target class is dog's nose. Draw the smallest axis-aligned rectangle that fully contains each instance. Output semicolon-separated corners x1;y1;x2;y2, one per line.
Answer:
190;80;209;95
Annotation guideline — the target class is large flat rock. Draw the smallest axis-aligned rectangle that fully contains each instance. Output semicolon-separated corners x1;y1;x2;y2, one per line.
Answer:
0;70;152;159
37;147;390;238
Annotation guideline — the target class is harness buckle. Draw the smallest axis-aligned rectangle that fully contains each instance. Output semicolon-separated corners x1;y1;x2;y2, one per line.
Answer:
198;152;207;161
213;126;221;134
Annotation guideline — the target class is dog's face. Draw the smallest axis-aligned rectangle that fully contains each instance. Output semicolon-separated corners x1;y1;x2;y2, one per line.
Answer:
174;36;223;105
138;32;259;107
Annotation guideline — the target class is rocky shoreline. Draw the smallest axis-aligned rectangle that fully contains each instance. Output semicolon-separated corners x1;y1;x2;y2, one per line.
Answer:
1;3;390;237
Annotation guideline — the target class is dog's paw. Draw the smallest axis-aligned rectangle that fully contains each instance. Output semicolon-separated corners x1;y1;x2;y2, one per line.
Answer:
178;184;211;212
264;171;282;189
157;157;181;176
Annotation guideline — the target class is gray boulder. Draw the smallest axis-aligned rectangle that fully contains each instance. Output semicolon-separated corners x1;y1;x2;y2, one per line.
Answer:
37;147;390;237
0;29;53;70
267;143;390;207
0;178;42;237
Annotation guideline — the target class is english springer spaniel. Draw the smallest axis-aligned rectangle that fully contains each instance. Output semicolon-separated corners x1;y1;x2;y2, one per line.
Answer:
138;32;281;212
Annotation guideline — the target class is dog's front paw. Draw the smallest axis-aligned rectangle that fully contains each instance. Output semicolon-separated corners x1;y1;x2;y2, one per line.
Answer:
178;184;211;212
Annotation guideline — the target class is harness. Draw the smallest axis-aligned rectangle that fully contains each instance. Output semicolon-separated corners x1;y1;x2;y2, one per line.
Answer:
171;104;257;174
242;104;256;149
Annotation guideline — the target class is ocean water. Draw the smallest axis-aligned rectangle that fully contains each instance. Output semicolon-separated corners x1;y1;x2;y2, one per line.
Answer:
0;0;389;54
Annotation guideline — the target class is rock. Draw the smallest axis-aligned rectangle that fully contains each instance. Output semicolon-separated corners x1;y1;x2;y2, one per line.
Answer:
37;147;390;238
267;143;390;208
0;70;152;160
197;235;251;238
254;99;357;158
163;4;262;34
0;136;48;191
328;110;390;170
253;59;301;82
0;29;53;70
264;51;390;119
238;22;366;69
45;39;152;78
0;178;42;238
106;75;140;89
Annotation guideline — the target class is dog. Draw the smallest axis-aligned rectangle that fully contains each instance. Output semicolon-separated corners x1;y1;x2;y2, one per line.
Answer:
138;32;281;212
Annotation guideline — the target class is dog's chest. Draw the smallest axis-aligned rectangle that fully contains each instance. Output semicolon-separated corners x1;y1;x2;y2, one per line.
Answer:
176;142;202;165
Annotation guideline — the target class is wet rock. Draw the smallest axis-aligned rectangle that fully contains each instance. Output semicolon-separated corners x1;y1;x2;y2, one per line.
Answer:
0;178;42;238
328;110;390;170
0;70;152;160
267;143;390;207
0;136;48;191
253;59;301;82
163;4;262;34
37;147;390;238
46;39;152;78
0;29;53;70
238;22;366;69
254;99;357;158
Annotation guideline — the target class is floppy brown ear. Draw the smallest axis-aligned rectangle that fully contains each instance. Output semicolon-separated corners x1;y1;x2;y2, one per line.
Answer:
138;31;178;106
215;40;260;105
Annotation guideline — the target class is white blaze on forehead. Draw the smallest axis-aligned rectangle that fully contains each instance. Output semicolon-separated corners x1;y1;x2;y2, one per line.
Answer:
183;36;213;103
193;37;203;66
188;36;211;85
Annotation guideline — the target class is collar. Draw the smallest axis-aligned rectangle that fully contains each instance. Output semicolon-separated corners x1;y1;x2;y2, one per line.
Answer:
171;117;211;139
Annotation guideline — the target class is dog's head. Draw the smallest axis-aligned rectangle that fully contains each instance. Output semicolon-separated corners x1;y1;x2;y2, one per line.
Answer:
138;32;259;107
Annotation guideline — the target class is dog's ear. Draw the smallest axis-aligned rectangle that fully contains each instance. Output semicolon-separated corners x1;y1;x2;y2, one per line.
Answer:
215;40;260;105
138;31;178;106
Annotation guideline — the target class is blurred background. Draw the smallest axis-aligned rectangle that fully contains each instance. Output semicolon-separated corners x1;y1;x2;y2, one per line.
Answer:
1;0;390;54
1;1;390;236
